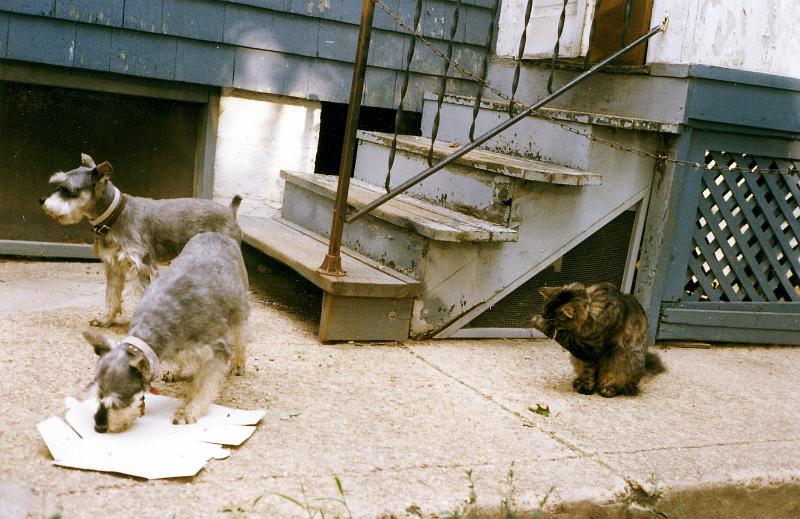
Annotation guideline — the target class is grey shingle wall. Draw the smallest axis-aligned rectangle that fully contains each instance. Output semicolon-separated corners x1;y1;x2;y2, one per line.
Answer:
0;0;493;109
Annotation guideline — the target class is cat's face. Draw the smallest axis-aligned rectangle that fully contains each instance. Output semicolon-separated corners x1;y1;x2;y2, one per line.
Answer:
539;283;589;331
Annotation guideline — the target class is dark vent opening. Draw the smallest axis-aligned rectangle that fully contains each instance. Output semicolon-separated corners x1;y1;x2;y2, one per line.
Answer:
314;101;421;176
466;210;637;328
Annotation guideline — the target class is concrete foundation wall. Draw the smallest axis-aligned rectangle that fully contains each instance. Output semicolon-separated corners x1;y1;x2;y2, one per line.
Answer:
213;88;321;216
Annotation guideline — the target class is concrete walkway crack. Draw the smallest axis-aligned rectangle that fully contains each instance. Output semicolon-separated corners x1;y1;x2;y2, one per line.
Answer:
401;345;643;489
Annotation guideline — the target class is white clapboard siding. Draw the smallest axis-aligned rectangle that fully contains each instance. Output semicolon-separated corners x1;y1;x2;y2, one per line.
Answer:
495;0;596;60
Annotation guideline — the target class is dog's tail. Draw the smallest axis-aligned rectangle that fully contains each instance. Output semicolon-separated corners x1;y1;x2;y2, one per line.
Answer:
229;195;243;218
645;351;666;374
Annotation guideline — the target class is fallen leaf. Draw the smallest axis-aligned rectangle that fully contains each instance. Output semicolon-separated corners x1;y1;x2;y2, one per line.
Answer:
528;404;550;417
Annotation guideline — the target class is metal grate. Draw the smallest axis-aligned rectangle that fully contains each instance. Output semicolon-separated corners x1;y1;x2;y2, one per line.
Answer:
467;210;636;328
683;151;800;302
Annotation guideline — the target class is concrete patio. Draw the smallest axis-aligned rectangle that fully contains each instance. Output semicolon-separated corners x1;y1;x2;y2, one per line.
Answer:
0;252;798;518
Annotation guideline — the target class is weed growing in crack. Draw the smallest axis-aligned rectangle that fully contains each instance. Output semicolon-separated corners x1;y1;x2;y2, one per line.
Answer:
221;475;352;519
620;474;684;519
499;461;517;518
442;462;553;519
444;469;479;518
221;494;265;519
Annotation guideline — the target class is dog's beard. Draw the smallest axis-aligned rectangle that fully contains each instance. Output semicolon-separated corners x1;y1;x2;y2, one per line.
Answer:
98;392;146;433
41;192;91;225
101;393;144;432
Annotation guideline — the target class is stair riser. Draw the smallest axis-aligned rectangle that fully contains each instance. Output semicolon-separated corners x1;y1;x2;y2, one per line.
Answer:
421;97;593;170
281;182;428;278
482;60;688;125
354;140;513;224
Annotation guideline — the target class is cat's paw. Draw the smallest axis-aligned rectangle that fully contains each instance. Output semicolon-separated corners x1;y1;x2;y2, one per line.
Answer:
573;378;595;394
530;315;546;330
598;385;621;398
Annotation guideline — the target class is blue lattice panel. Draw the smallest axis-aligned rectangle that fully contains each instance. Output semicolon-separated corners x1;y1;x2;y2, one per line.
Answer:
683;151;800;303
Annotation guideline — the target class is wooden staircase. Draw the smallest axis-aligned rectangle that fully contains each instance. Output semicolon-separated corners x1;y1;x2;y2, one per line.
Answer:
242;92;675;340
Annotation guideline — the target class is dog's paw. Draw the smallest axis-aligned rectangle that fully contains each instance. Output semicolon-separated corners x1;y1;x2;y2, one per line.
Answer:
162;369;191;383
172;408;199;425
90;317;113;328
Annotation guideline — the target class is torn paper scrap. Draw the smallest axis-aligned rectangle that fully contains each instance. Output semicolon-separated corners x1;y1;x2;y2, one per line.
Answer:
37;394;265;479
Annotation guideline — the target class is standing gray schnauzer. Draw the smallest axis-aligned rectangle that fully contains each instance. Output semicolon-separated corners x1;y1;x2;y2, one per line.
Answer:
40;153;242;327
83;231;250;432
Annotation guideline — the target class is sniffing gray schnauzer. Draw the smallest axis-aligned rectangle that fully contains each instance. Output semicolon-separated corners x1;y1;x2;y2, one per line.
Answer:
40;153;242;327
83;231;250;432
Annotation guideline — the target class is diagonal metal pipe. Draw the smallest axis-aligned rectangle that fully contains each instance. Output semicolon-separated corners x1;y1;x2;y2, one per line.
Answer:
346;19;668;225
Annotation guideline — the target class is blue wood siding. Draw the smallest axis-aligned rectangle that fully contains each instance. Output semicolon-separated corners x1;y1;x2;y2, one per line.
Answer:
55;0;124;26
123;0;162;32
7;15;75;66
74;22;111;70
0;0;493;109
2;1;55;17
0;13;9;58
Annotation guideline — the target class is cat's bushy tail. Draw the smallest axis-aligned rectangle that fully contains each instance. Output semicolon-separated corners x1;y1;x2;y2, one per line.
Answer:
645;351;666;374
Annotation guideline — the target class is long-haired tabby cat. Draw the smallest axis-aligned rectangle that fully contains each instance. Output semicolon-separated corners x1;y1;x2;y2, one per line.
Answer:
531;282;664;397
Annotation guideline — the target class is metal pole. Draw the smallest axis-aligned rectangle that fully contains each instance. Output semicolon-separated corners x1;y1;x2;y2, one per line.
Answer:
318;0;376;276
346;20;668;224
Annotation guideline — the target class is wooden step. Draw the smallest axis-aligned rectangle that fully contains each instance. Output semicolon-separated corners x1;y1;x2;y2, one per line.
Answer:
428;93;682;134
358;130;601;186
240;215;420;342
281;170;518;243
239;215;420;299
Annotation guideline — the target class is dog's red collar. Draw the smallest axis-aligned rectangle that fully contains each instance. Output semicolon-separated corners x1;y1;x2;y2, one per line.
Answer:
91;187;127;236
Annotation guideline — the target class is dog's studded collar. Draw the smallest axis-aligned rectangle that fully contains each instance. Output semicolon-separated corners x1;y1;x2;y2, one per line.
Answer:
90;187;126;236
122;335;160;381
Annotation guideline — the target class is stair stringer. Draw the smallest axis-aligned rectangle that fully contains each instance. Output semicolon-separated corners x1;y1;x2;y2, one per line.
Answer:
410;137;659;338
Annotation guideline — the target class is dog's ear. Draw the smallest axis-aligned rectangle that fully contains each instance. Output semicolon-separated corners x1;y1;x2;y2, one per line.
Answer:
129;353;151;381
81;153;96;168
82;330;115;356
94;161;113;178
539;286;559;300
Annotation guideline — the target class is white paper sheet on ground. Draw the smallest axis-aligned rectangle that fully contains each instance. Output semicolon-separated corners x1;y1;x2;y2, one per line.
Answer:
36;394;265;479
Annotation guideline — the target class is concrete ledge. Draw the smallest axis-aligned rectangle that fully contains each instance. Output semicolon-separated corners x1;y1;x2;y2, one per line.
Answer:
0;239;95;259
